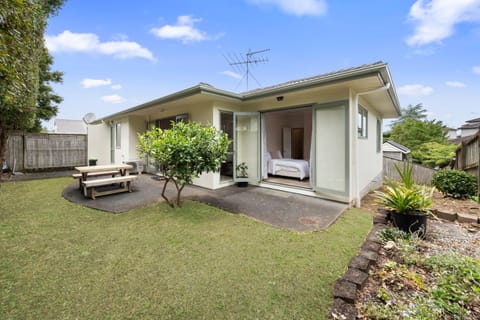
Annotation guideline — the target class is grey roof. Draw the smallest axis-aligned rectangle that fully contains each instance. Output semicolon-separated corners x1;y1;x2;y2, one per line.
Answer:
54;119;87;134
243;61;386;96
385;140;410;153
459;122;480;129
466;117;480;123
92;61;400;124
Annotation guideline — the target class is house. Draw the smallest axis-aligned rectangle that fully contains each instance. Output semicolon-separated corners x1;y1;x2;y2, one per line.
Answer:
54;119;87;134
446;127;459;141
383;140;410;161
459;117;480;138
87;61;401;206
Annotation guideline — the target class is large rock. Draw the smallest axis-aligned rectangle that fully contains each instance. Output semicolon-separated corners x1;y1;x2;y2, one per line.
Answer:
328;298;357;320
333;279;357;303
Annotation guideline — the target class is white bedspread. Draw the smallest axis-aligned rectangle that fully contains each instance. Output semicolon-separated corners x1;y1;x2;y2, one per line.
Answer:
268;158;310;180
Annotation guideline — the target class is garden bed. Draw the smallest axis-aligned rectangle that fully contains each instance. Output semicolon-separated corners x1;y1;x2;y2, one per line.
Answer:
354;193;480;320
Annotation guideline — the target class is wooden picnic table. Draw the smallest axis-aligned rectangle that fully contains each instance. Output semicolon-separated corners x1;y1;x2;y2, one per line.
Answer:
74;164;136;199
74;164;133;181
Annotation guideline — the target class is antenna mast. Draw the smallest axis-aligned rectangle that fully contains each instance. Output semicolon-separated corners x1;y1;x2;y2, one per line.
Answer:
224;48;270;91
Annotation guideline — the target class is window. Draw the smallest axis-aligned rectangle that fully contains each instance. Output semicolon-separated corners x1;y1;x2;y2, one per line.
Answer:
358;106;368;138
376;118;381;152
115;123;121;148
155;114;189;130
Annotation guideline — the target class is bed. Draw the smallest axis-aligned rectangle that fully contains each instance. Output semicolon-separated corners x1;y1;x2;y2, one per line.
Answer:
266;151;310;180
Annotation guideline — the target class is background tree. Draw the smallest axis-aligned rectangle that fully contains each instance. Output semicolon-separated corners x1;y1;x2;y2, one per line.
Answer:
393;103;428;124
0;0;65;163
31;47;64;132
389;118;448;149
137;122;230;207
389;116;457;168
0;0;45;162
410;142;457;168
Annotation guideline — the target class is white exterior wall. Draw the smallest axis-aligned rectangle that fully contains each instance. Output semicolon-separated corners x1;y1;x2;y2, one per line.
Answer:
127;116;146;162
357;96;383;197
87;122;110;165
113;118;129;164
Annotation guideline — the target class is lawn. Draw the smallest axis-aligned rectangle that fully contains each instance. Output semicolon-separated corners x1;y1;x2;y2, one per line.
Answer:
0;178;372;319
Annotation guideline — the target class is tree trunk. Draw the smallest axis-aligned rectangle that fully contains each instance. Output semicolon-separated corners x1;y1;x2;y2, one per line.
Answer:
0;127;9;165
161;177;174;208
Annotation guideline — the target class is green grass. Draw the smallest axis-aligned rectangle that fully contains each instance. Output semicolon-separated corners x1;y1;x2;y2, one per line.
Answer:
0;178;372;319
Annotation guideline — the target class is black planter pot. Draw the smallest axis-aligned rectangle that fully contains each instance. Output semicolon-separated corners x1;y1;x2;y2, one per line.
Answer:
391;211;428;238
88;159;97;166
237;181;248;188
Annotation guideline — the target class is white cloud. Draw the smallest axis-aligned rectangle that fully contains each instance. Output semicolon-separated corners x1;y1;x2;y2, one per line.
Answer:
445;81;466;88
248;0;327;16
398;84;434;96
111;84;122;90
221;70;243;79
473;65;480;74
101;94;125;104
81;78;112;88
46;30;155;60
150;15;208;43
406;0;480;47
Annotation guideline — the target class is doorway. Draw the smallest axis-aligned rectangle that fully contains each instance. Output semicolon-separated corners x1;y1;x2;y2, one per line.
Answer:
220;111;234;181
263;107;312;189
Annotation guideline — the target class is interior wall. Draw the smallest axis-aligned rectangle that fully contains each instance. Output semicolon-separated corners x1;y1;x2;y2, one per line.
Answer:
264;107;312;160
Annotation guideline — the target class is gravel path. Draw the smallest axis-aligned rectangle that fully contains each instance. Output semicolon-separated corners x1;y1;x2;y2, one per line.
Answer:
423;219;480;260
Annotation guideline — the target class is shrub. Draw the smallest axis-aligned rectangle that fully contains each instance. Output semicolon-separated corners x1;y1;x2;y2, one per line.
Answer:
431;170;477;199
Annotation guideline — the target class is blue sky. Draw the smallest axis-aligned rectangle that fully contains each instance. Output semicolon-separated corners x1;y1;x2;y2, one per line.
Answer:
45;0;480;130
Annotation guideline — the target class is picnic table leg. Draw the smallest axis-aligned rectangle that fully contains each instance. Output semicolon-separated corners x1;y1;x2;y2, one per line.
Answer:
79;172;88;191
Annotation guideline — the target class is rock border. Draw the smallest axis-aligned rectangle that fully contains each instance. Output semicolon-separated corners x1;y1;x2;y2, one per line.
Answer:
431;208;479;224
327;212;388;320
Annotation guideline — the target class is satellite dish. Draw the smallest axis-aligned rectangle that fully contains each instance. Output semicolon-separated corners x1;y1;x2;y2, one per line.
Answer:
82;113;96;124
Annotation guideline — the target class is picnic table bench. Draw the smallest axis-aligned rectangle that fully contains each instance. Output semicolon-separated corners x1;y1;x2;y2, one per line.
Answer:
72;170;119;189
74;164;136;199
82;175;137;199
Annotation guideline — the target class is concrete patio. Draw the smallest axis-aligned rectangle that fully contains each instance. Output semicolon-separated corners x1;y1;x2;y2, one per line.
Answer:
62;174;347;231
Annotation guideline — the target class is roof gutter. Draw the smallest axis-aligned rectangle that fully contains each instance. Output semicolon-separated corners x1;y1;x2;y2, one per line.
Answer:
353;82;391;208
243;63;389;100
91;84;242;124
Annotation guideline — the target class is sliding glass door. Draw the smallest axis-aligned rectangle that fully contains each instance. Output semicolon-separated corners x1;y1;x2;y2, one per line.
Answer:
313;102;349;196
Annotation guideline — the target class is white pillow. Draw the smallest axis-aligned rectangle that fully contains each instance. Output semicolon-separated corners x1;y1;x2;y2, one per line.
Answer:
265;152;272;161
271;150;283;159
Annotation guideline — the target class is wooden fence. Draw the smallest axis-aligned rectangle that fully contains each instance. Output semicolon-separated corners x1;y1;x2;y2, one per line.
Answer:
455;132;480;200
5;132;87;171
455;132;479;178
383;157;435;186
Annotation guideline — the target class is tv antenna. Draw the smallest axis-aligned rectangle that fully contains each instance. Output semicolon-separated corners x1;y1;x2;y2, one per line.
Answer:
223;48;270;91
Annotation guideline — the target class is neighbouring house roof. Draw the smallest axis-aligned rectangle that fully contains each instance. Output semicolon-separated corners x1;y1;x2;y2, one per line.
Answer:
91;61;401;124
465;117;480;123
383;140;410;154
459;121;480;129
54;119;87;134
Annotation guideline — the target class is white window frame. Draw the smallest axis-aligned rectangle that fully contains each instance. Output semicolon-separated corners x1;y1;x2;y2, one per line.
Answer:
358;106;368;139
115;123;121;149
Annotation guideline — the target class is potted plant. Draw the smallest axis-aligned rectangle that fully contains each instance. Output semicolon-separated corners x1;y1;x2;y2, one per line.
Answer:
236;162;249;187
88;157;98;166
375;162;434;238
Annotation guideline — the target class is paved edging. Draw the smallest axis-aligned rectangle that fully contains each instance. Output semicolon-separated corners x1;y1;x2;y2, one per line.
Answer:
327;212;388;320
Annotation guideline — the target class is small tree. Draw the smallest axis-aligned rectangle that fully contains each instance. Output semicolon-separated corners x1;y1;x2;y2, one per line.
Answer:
137;121;229;207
